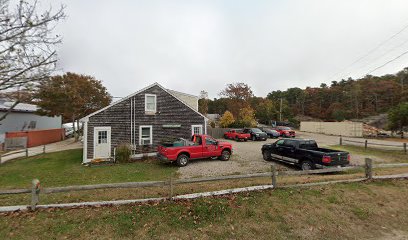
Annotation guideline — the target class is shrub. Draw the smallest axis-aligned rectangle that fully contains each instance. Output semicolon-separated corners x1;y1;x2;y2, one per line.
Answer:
219;111;235;128
210;121;216;128
116;144;132;163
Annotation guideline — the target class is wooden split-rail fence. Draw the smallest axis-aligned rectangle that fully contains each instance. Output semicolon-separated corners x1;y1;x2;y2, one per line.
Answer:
1;159;408;211
339;136;407;154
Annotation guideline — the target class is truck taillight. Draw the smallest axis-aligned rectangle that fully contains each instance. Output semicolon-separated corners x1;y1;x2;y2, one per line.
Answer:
322;156;331;163
347;154;351;162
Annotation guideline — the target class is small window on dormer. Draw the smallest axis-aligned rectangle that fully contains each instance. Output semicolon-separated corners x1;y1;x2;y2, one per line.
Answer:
145;94;157;112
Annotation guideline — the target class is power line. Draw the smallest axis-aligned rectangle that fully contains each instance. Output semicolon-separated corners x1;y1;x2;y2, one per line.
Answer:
326;21;408;82
345;37;408;78
363;48;408;76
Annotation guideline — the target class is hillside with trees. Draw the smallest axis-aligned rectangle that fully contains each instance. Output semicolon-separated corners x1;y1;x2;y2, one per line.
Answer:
200;67;408;129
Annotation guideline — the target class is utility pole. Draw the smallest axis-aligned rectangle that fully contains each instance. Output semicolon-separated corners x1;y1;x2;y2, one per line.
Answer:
279;98;283;122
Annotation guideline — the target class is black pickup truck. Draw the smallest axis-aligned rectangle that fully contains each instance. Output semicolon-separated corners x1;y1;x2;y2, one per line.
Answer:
261;139;350;170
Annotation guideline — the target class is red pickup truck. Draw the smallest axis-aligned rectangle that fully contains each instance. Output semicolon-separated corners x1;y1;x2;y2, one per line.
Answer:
275;126;296;138
223;129;251;141
157;135;233;167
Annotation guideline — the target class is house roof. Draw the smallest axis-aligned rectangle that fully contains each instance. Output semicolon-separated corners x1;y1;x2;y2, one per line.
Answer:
81;82;208;121
0;100;38;113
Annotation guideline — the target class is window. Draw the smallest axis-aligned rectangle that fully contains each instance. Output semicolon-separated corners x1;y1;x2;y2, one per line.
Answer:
139;125;152;145
145;94;157;112
98;131;108;144
205;137;217;145
28;121;36;129
276;139;284;145
283;140;296;148
191;125;202;135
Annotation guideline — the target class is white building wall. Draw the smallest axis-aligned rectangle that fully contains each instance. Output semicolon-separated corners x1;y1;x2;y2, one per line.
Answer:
300;121;363;137
0;112;62;142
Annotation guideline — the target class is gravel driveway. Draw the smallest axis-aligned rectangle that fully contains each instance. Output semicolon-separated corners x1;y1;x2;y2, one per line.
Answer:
177;131;407;178
177;138;286;179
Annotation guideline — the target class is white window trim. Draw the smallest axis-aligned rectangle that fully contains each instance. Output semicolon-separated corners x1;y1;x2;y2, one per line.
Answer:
145;94;157;112
139;125;153;145
191;125;203;135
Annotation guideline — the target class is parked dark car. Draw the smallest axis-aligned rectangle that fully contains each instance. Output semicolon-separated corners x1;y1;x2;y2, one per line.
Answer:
263;129;280;138
261;139;350;170
243;128;267;141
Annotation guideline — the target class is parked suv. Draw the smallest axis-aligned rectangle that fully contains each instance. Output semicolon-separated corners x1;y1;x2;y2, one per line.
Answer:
243;128;268;141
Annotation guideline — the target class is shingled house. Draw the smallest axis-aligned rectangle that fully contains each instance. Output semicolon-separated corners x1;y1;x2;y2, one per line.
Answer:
81;83;208;163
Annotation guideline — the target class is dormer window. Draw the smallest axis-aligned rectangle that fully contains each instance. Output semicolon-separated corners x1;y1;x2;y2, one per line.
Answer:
145;94;157;112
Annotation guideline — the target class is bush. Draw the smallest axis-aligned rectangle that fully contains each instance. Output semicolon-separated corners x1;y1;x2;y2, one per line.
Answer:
210;121;216;128
116;144;132;163
219;111;235;128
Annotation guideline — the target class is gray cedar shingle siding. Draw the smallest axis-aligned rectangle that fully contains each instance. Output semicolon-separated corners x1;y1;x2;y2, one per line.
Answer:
87;85;205;159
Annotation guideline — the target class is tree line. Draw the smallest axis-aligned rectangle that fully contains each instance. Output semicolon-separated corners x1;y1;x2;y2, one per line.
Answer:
199;68;408;131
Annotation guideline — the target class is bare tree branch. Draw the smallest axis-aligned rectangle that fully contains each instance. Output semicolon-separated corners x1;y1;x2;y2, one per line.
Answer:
0;0;65;120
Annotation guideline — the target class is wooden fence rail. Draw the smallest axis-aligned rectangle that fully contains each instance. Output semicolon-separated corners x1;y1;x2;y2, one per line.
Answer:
0;145;47;164
1;160;408;211
339;136;407;154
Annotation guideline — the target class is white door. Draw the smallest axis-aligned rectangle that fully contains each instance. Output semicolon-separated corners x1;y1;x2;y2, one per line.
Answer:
191;125;203;136
94;127;111;159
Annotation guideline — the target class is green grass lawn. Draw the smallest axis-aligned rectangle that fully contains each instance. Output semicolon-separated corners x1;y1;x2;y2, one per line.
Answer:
0;149;177;189
1;179;408;239
330;145;408;163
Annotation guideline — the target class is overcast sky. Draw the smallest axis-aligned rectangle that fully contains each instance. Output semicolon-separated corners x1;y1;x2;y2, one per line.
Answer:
41;0;408;98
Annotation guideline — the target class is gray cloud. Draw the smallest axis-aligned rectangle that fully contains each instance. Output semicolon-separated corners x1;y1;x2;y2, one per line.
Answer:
43;0;408;98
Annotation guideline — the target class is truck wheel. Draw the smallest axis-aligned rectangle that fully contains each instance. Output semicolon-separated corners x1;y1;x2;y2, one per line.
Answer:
263;150;271;161
220;150;231;161
176;154;189;167
300;160;314;171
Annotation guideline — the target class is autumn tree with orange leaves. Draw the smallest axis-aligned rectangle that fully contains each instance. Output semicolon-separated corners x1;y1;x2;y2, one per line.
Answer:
35;73;112;140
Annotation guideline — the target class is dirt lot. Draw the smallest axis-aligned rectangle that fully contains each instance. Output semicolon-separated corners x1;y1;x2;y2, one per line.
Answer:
178;132;407;179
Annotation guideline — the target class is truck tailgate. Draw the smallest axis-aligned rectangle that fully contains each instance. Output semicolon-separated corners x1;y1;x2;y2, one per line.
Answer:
326;152;349;166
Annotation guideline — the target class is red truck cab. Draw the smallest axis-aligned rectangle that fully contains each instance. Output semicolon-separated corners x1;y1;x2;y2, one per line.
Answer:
275;126;296;138
157;135;233;167
223;129;251;141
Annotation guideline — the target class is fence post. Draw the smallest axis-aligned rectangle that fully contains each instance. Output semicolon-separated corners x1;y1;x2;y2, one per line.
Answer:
25;148;28;158
43;145;46;154
404;143;407;154
169;175;174;200
271;164;277;188
31;179;40;211
365;158;373;179
364;140;368;150
339;136;342;146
